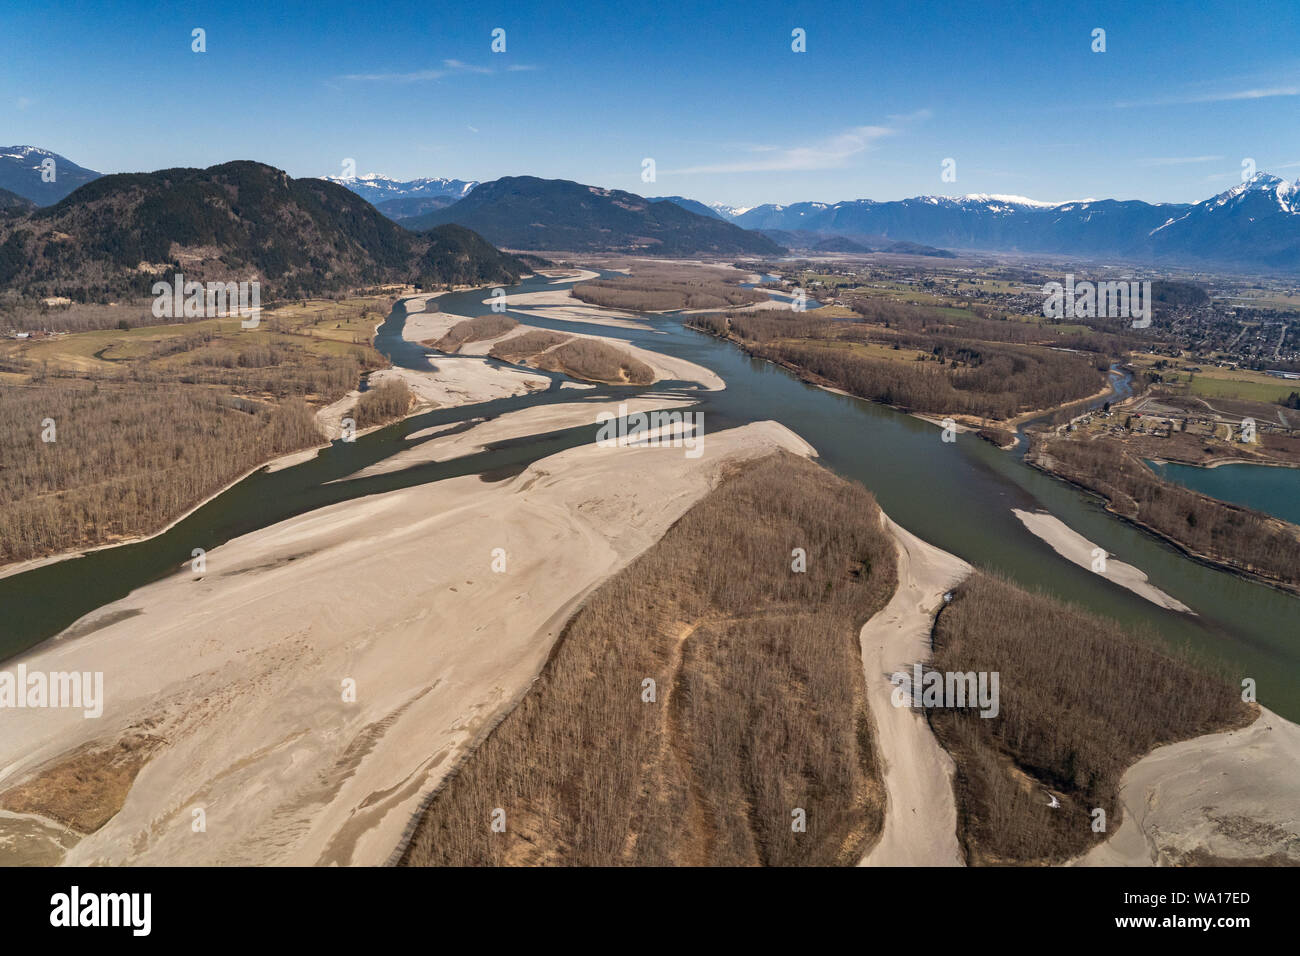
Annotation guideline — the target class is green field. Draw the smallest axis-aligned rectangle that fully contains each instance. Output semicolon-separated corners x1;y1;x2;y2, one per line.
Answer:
1163;371;1299;403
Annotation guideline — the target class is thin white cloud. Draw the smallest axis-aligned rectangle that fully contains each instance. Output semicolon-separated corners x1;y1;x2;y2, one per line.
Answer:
888;108;932;123
1137;155;1223;167
340;68;450;82
1118;86;1299;107
442;59;492;75
340;59;535;83
666;124;897;175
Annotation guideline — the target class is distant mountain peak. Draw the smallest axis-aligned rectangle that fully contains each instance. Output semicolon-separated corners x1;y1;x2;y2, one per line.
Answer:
0;145;102;205
321;172;479;204
1206;171;1297;214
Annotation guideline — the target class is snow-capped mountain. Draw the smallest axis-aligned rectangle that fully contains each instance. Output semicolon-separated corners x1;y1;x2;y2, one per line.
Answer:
649;198;754;220
647;195;729;220
0;146;101;205
1146;173;1300;269
707;200;753;218
704;176;1300;271
320;172;478;204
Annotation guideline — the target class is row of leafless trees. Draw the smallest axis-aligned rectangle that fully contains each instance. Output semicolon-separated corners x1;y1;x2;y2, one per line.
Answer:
572;278;768;312
0;383;321;563
1041;437;1300;587
400;452;897;866
352;379;413;428
487;330;571;362
536;339;655;385
432;315;519;352
929;572;1251;865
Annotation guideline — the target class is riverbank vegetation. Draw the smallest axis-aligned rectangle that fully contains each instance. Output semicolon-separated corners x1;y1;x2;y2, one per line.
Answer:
430;314;519;352
534;338;655;385
487;329;571;362
1030;434;1300;590
689;306;1110;422
351;379;413;428
0;297;395;566
929;572;1253;865
400;452;897;866
572;276;768;312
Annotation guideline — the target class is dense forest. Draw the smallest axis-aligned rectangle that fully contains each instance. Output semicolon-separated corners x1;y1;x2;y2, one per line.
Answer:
535;338;655;385
0;301;399;565
0;162;527;303
0;383;321;564
404;176;785;256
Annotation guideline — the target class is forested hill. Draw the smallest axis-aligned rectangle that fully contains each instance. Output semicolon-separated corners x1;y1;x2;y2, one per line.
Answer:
404;176;786;256
0;161;527;302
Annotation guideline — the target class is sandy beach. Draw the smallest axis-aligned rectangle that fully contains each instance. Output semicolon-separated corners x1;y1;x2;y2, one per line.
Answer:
1012;508;1194;613
398;294;724;391
336;396;697;481
1075;706;1300;865
0;420;812;867
491;288;650;329
859;515;971;867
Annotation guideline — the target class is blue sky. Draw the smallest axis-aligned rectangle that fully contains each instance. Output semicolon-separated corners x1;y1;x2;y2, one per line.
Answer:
2;0;1298;206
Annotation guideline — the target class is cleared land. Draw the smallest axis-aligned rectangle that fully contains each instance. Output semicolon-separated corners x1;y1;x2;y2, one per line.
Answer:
400;452;897;866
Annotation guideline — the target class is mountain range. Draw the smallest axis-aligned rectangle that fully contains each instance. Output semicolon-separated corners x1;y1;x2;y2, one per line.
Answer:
688;176;1299;271
405;176;785;256
0;161;526;302
6;145;1299;277
0;146;102;205
322;173;477;202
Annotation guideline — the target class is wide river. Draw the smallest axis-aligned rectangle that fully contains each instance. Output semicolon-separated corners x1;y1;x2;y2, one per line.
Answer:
3;272;1296;718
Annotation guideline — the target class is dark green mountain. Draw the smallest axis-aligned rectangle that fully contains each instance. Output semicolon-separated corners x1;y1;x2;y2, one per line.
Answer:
376;195;459;220
404;176;785;256
0;186;36;214
0;161;526;301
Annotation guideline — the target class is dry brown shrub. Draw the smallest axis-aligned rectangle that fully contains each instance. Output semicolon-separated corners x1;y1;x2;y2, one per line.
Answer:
400;452;897;866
